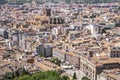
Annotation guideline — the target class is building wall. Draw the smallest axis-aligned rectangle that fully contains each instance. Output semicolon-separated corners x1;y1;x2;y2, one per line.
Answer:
110;47;120;58
36;44;44;56
79;56;96;80
36;45;53;57
65;54;80;68
53;49;66;61
44;45;53;57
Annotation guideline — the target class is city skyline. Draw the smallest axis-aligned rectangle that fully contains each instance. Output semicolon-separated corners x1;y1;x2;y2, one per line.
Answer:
0;1;120;80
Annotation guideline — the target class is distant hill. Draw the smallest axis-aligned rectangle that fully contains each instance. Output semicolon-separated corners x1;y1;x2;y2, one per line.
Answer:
0;0;120;4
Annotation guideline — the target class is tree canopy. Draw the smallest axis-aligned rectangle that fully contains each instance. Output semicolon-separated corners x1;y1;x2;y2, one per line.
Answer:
82;76;90;80
13;70;69;80
50;58;61;66
4;69;70;80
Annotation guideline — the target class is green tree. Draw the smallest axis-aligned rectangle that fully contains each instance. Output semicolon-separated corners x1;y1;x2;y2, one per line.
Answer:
50;58;61;66
83;15;88;18
31;71;44;80
90;14;97;18
21;68;29;76
14;70;20;77
61;75;69;80
4;72;14;79
15;71;70;80
18;75;31;80
82;76;90;80
73;72;77;80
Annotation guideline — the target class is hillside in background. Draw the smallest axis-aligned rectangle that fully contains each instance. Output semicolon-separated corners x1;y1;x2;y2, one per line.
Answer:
0;0;120;4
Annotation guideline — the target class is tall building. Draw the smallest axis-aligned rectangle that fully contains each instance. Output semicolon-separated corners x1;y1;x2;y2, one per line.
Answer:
36;44;44;56
44;45;53;57
36;44;53;57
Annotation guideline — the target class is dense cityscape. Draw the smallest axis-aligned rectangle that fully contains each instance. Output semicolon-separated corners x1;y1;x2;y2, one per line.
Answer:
0;1;120;80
